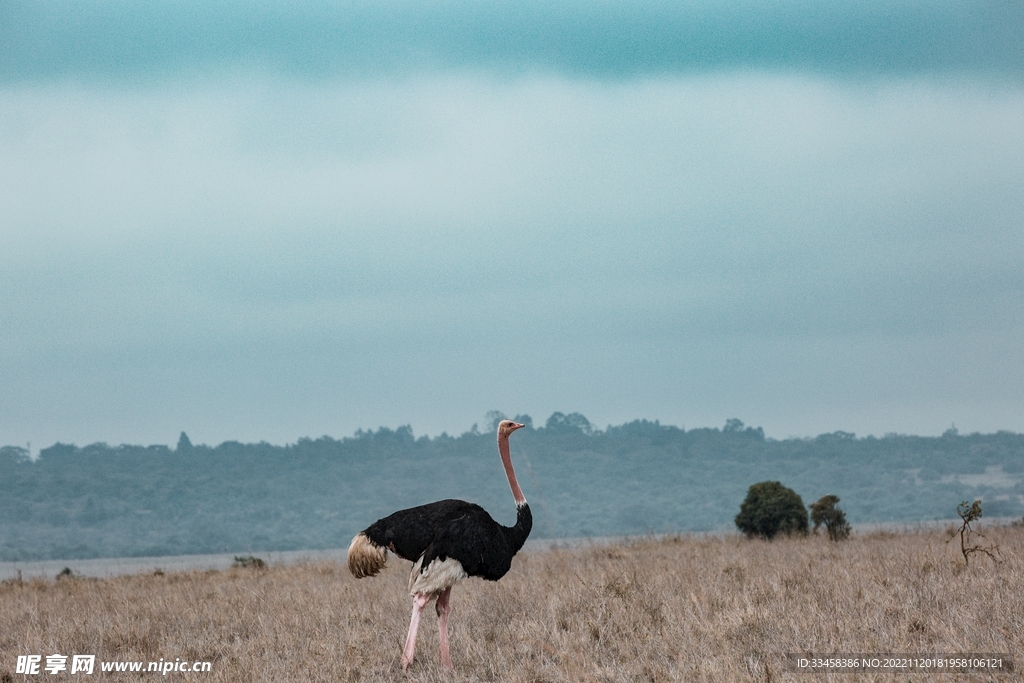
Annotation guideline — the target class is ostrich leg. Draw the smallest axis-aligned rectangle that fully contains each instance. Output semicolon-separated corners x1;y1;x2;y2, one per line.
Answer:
402;593;431;671
435;587;453;669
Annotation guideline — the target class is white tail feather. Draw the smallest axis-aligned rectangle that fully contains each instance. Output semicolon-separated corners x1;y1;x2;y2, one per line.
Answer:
347;533;388;578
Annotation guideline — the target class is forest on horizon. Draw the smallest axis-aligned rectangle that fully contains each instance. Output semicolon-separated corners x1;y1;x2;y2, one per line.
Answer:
2;412;1023;562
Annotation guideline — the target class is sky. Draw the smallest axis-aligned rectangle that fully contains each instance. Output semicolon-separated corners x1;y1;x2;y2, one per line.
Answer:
2;1;1023;450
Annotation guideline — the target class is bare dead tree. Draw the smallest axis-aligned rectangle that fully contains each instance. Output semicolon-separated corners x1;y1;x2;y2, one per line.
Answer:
947;500;999;566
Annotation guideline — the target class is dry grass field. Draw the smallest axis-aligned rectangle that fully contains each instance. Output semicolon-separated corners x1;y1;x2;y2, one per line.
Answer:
2;526;1022;682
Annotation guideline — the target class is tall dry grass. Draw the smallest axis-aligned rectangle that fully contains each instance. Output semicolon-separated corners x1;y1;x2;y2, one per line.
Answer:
2;526;1021;681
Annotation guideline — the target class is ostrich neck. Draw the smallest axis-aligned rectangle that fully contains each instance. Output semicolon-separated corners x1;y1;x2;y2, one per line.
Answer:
498;433;526;507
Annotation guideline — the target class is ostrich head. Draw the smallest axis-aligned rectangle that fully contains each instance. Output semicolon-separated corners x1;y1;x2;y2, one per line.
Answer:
497;420;525;437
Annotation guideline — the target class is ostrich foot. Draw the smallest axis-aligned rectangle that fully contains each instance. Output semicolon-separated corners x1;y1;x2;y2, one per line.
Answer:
402;593;431;670
436;587;453;670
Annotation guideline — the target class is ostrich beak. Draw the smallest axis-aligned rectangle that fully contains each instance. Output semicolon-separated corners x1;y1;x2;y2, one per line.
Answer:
511;422;525;430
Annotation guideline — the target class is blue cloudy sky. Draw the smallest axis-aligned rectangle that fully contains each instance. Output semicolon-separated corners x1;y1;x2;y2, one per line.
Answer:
2;1;1023;449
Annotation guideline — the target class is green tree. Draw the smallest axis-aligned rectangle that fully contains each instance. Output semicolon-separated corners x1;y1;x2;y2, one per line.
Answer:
735;481;808;539
0;445;30;464
176;432;193;452
545;412;593;434
724;418;745;433
809;494;851;541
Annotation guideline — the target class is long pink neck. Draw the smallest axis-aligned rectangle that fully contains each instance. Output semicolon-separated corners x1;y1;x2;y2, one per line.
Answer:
498;432;526;507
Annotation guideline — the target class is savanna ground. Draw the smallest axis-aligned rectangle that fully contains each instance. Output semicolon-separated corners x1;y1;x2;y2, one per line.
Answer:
2;526;1022;682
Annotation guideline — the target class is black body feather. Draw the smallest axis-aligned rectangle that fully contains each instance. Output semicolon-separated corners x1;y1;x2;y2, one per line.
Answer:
363;499;532;582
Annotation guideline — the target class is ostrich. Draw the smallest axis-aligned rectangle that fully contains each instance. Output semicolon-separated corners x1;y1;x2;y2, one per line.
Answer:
347;419;532;671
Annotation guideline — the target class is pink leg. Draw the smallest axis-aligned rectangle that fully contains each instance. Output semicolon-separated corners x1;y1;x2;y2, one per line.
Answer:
435;587;453;669
402;593;431;671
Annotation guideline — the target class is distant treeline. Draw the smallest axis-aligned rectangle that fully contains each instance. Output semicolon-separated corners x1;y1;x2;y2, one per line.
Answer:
2;412;1023;561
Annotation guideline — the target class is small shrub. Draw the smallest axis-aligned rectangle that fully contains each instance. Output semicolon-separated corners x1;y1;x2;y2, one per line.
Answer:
735;481;808;539
232;555;267;569
809;495;851;541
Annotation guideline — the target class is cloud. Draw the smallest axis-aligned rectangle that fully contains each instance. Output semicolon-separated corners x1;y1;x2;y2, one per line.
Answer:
4;75;1023;305
2;1;1022;82
1;72;1022;446
2;1;1023;444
